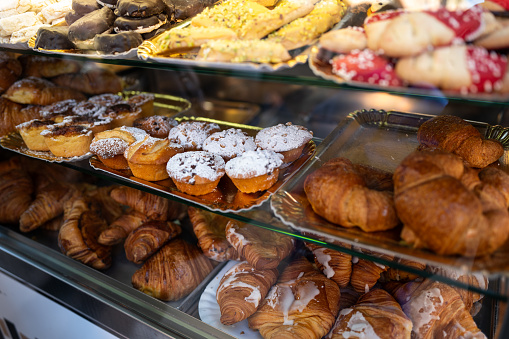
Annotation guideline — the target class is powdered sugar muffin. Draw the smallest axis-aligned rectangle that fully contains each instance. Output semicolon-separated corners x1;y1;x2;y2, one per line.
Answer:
255;122;313;163
168;121;221;151
203;128;256;161
225;149;283;193
166;151;225;196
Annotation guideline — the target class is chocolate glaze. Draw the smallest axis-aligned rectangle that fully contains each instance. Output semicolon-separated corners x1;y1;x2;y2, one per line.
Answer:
94;31;144;54
69;7;116;42
34;26;76;50
115;0;166;18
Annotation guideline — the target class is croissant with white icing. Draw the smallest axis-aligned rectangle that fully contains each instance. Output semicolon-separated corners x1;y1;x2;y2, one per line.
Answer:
217;261;279;325
305;242;352;288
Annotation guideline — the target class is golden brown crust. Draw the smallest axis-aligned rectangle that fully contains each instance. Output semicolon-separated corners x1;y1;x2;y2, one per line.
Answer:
229;171;279;193
225;216;294;270
394;149;509;256
17;119;54;151
0;97;42;137
19;55;82;78
42;124;93;157
248;257;341;339
98;209;148;246
0;52;22;94
350;253;393;293
110;186;170;220
328;289;412;339
417;115;504;168
131;238;214;301
188;206;240;262
51;67;123;95
305;242;352;288
304;157;399;232
4;77;87;105
0;169;34;224
217;261;279;325
124;220;182;264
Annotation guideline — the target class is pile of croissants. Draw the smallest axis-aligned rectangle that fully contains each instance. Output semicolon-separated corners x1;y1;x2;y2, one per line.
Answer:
305;114;509;258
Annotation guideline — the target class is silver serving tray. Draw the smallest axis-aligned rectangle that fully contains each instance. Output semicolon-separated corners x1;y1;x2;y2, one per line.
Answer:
271;109;509;276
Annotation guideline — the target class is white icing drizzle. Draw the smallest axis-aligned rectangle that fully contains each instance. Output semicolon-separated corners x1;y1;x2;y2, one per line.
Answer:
225;149;283;179
166;151;225;183
203;128;256;159
313;248;334;279
255;122;312;152
217;262;262;307
341;310;381;339
226;226;250;248
408;287;443;334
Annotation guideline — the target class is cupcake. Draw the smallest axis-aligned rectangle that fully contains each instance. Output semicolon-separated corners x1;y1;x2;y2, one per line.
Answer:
166;151;225;196
202;128;256;162
125;135;184;181
41;124;93;157
255;122;313;163
168;121;221;151
225;149;283;193
17;119;55;151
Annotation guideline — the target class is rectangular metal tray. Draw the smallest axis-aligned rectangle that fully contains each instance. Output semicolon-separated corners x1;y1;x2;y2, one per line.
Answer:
271;109;509;276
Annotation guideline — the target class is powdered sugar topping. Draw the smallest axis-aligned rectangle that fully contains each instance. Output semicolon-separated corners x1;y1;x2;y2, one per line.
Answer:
225;149;283;179
90;137;129;158
203;128;256;159
118;126;147;141
256;123;312;152
168;121;221;150
166;151;225;183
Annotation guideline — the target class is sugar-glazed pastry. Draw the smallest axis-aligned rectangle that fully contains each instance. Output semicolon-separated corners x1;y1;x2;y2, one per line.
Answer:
17;119;55;151
133;115;178;138
255;122;313;163
168;121;221;151
225;149;283;193
203;128;257;161
125;135;184;181
41;124;93;157
89;127;144;170
166;151;225;196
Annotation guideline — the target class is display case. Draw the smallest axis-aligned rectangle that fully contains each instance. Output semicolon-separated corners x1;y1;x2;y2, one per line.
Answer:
1;0;509;338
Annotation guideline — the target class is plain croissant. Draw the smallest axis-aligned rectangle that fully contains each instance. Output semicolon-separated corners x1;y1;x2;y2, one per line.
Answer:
304;157;399;232
110;186;169;221
0;169;33;224
248;257;341;339
327;288;412;339
216;261;279;325
394;149;509;256
417;115;504;168
98;209;148;246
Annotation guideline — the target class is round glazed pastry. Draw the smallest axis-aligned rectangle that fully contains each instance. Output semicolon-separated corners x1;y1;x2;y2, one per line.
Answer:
133;115;178;138
94;31;144;54
125;135;184;181
202;128;256;162
225;149;284;193
16;119;55;151
113;13;167;34
168;121;221;151
166;151;226;196
89;127;142;169
41;124;93;157
114;0;167;18
61;115;113;135
68;7;116;49
39;99;78;122
88;93;124;107
106;102;143;127
127;93;155;116
255;122;313;163
72;101;108;118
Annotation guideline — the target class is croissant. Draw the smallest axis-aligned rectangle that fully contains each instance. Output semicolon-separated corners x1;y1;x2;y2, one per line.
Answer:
304;158;399;232
132;238;213;301
4;76;86;106
98;209;148;246
305;242;352;288
85;185;124;225
328;289;412;339
386;279;487;339
248;257;341;339
51;66;123;95
19;182;73;233
188;206;240;262
124;220;182;264
226;217;294;270
338;285;361;310
0;169;33;224
58;193;112;270
217;261;279;325
19;55;81;78
0;97;42;137
381;258;427;283
110;186;169;221
417;115;504;168
394;149;509;256
0;52;22;94
41;215;64;231
350;251;394;293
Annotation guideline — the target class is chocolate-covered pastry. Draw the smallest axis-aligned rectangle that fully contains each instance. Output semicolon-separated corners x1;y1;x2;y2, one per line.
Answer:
115;0;166;18
114;13;167;34
94;31;144;54
96;0;118;8
65;11;84;26
69;7;116;49
34;26;76;50
166;0;214;21
73;0;101;14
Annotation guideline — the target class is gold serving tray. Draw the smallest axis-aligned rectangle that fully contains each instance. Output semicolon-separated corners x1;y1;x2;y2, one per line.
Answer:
0;92;191;163
271;109;509;275
90;116;316;213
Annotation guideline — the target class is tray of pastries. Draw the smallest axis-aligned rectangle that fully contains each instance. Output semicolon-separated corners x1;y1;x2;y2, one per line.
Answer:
88;116;316;212
309;1;509;102
137;0;347;72
271;109;509;274
0;90;191;162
